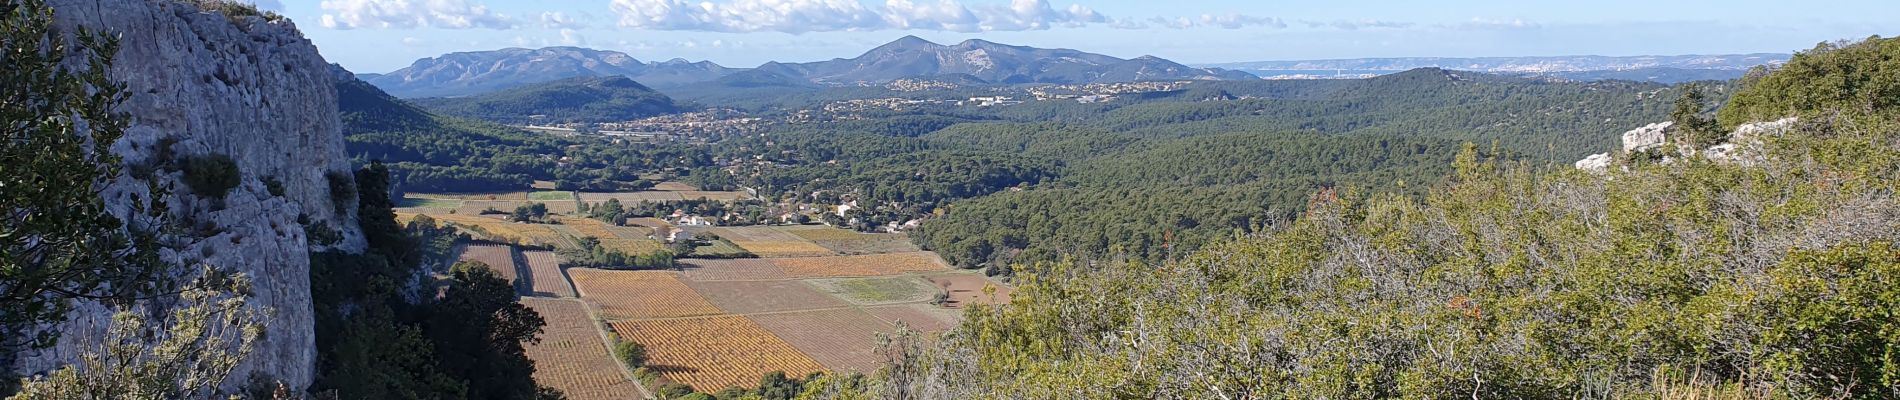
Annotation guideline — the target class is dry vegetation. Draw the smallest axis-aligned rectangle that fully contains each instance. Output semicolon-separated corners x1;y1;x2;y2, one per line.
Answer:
682;280;849;314
457;244;518;284
748;309;896;372
611;316;826;391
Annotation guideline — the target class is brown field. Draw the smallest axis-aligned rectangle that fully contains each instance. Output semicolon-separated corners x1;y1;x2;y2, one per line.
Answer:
683;280;848;314
677;259;789;281
810;237;921;255
611;316;825;392
457;244;518;284
521;250;575;297
652;182;699;191
728;241;835;258
569;269;722;319
771;252;950;278
926;274;1013;308
520;298;637;400
748;309;895;372
775;225;867;241
709;227;804;242
864;304;962;333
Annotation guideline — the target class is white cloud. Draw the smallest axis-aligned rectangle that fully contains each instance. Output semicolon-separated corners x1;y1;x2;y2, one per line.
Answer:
559;29;587;46
1196;14;1285;29
1300;19;1414;30
250;0;284;12
400;36;426;46
540;11;589;29
318;0;514;30
1451;17;1541;30
608;0;1112;33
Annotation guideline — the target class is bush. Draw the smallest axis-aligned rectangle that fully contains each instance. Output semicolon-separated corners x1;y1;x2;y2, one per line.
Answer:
181;154;241;198
263;176;286;197
326;171;356;214
613;341;646;368
187;0;285;22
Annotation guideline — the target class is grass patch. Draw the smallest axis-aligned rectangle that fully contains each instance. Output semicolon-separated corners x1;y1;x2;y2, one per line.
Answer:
529;191;576;201
808;276;936;305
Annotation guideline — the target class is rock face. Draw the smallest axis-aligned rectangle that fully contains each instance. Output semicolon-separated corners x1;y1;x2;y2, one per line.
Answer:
1621;121;1674;152
13;0;364;391
1574;153;1612;172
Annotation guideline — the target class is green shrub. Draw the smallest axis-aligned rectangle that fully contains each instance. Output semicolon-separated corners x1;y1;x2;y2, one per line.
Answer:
613;340;646;368
186;0;284;22
181;154;241;198
263;176;285;197
326;171;355;214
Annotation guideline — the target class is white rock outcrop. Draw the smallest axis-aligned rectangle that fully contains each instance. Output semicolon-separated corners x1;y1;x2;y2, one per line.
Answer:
1621;121;1674;152
1574;153;1612;172
15;0;365;391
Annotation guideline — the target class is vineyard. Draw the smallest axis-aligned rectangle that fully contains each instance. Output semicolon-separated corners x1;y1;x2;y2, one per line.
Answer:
561;217;666;255
677;259;789;281
727;240;835;257
747;309;895;372
569;269;723;319
771;252;949;278
520;298;638;400
457;244;518;284
651;182;698;191
684;280;847;314
580;191;686;203
521;250;574;297
401;212;573;248
610;316;826;392
408;191;531;201
776;225;867;241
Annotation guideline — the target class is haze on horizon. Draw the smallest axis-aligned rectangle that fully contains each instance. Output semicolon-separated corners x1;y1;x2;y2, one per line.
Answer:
261;1;1896;74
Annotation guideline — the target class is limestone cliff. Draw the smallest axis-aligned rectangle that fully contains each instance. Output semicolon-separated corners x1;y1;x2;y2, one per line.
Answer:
12;0;363;391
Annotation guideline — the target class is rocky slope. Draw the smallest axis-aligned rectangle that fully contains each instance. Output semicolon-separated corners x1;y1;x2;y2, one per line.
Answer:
365;46;737;98
13;0;365;391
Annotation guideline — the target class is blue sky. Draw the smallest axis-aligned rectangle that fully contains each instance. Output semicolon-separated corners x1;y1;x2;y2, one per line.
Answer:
262;0;1899;73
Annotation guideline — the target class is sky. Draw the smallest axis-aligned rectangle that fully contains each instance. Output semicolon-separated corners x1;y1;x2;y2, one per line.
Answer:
258;0;1900;74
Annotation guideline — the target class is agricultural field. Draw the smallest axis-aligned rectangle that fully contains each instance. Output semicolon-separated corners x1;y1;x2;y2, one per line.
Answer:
677;259;789;281
772;225;920;254
529;191;577;201
864;304;962;333
775;225;866;241
521;250;574;297
395;197;463;210
401;212;573;248
579;191;685;203
456;244;518;284
651;181;698;191
569;269;723;319
561;217;667;255
771;252;950;278
678;191;749;201
520;298;637;400
456;200;579;216
712;226;836;257
806;276;936;305
625;217;672;229
748;308;895;372
926;273;1014;308
408;192;530;201
690;238;752;258
610;316;825;392
683;280;848;314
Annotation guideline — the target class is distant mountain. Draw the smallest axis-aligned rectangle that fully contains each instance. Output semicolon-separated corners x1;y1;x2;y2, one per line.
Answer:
364;47;735;98
412;76;685;124
769;36;1253;85
1529;67;1749;84
1204;54;1789;74
366;38;1254;98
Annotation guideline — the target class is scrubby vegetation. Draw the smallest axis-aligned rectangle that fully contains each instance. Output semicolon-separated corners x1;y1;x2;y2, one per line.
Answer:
798;36;1900;399
180;154;241;198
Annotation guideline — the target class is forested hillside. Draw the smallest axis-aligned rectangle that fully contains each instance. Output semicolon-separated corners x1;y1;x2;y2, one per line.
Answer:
804;36;1900;399
414;76;685;124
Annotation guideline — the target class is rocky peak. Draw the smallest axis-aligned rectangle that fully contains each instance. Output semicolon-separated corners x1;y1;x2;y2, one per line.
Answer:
17;0;365;391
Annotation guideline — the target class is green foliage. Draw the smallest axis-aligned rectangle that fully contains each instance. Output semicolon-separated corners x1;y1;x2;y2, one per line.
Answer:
180;154;240;198
1;0;171;357
1720;36;1900;129
262;176;285;197
185;0;284;22
310;164;555;399
557;237;677;270
1671;84;1724;148
511;203;550;223
8;268;265;400
325;171;356;214
614;341;647;368
414;76;685;124
842;44;1900;399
